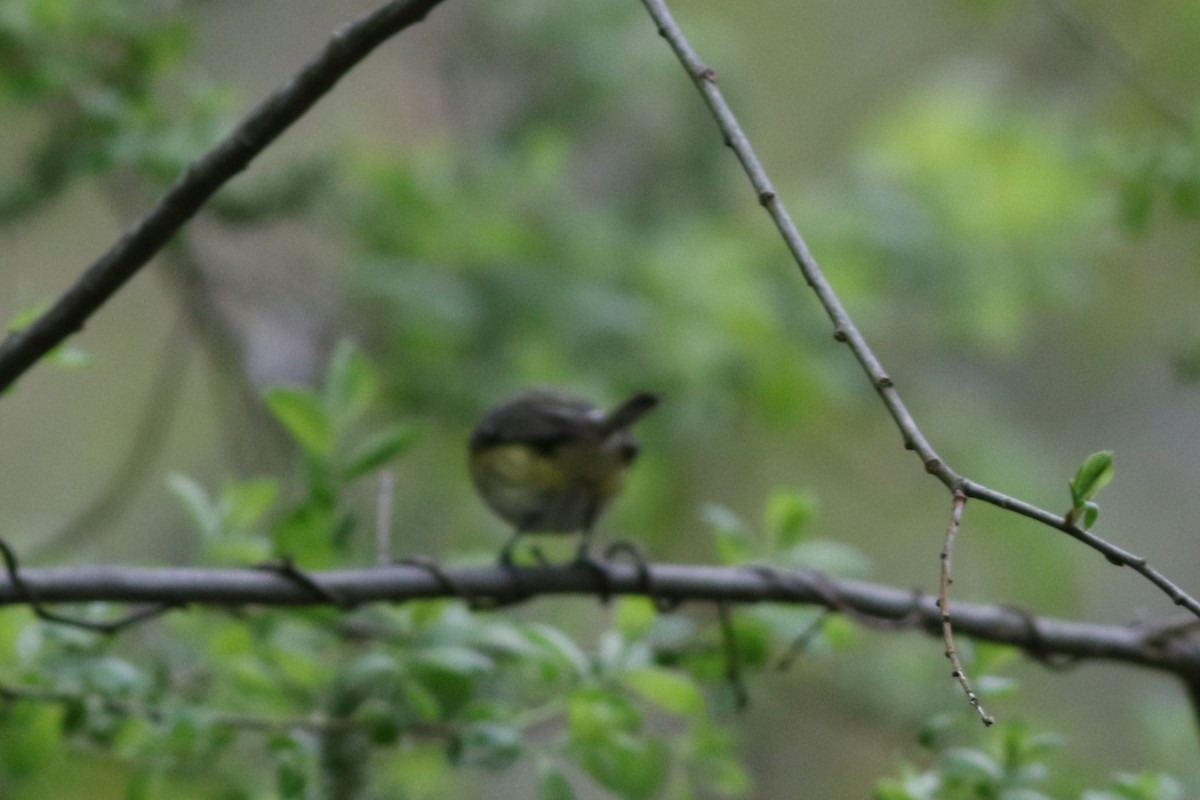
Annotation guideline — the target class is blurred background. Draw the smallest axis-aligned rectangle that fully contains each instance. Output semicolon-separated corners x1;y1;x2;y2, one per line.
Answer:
2;0;1200;796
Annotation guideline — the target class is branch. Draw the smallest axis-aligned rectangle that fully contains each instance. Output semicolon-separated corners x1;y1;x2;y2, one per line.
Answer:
0;0;448;395
636;0;1200;619
1039;0;1194;136
0;561;1196;677
938;491;993;726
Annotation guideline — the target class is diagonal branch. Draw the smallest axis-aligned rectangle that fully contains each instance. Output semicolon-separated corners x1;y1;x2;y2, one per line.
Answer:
636;0;1200;620
0;0;448;395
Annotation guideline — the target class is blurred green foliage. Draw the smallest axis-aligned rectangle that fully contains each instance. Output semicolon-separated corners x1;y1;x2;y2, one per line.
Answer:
1;0;1199;798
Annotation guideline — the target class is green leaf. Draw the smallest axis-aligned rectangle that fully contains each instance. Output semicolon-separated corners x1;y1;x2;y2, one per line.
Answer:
1068;450;1114;509
916;712;962;749
524;624;592;678
220;476;279;530
570;731;669;800
974;674;1018;698
324;340;376;426
167;473;219;537
6;304;92;370
271;503;337;567
615;597;657;640
353;697;401;745
764;488;818;549
703;504;751;564
47;345;93;368
339;424;421;480
568;688;642;740
86;657;145;696
124;767;156;800
998;791;1053;800
342;652;403;695
940;747;1002;784
275;750;307;799
540;768;578;800
460;722;523;770
0;704;63;776
1082;501;1100;529
264;386;333;456
622;667;705;716
416;645;495;678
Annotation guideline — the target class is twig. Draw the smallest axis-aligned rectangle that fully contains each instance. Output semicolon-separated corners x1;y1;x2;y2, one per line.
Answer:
0;537;179;633
0;680;454;738
635;0;1200;620
775;609;831;671
717;602;750;710
376;470;395;566
1038;0;1193;135
0;0;448;395
938;491;993;726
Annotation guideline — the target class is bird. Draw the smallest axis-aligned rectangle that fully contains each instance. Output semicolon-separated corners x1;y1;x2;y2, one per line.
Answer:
467;389;660;565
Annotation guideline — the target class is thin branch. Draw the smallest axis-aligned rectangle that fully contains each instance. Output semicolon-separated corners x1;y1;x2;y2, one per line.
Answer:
716;602;749;709
376;470;395;566
0;681;454;738
1038;0;1194;136
635;0;1200;620
0;559;1197;677
938;491;993;726
0;0;448;395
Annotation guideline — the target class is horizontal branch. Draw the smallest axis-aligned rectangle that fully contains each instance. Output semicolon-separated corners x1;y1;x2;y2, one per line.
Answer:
0;0;448;394
3;561;1196;677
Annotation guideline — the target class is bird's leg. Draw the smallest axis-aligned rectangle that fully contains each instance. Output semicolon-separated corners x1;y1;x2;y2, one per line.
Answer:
498;529;523;566
498;529;550;567
573;527;613;602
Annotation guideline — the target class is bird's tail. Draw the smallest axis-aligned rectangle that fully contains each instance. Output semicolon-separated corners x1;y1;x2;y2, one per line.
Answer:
601;392;661;434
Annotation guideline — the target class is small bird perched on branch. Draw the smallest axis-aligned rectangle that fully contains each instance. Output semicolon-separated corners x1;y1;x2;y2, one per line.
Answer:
468;389;660;565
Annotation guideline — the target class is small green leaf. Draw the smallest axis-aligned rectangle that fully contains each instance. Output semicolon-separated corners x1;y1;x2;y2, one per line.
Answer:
264;386;333;456
1069;450;1114;509
324;340;376;426
339;424;421;480
220;476;279;530
353;698;401;745
6;305;93;370
998;790;1053;800
460;722;522;770
764;488;818;549
271;503;337;567
703;504;751;565
570;731;669;799
615;597;657;640
1082;501;1100;529
974;674;1018;697
940;747;1002;784
275;750;307;799
47;345;93;368
167;474;219;537
524;624;591;678
622;668;705;716
540;768;578;800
